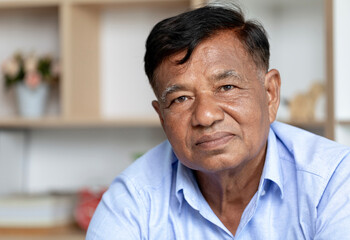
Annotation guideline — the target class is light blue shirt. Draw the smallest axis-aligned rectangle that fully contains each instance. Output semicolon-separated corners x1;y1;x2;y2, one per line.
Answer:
86;122;350;239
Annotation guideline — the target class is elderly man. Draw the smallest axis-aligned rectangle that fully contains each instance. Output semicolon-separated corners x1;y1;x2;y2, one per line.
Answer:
87;4;350;239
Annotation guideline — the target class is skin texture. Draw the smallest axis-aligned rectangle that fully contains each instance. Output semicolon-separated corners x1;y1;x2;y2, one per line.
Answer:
152;30;281;235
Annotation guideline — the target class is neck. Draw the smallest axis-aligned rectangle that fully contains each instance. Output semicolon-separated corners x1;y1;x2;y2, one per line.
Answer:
194;147;266;235
195;158;264;213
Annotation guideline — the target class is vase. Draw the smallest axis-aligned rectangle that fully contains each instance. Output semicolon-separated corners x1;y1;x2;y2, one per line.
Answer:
15;83;48;118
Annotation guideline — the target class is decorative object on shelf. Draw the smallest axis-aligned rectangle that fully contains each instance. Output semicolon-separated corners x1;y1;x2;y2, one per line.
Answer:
289;81;325;122
74;187;106;231
1;52;59;118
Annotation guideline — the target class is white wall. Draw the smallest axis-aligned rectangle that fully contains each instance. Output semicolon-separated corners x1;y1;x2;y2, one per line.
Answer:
335;125;350;146
24;127;166;193
100;5;187;118
0;131;26;195
334;0;350;121
333;0;350;145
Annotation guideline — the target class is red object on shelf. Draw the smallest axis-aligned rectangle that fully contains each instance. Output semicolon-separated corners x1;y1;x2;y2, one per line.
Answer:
74;188;106;231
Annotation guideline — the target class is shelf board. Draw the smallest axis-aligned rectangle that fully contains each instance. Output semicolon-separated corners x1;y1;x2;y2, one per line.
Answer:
70;0;189;4
0;0;191;8
0;225;85;240
0;117;161;129
337;120;350;125
0;0;60;8
278;119;326;128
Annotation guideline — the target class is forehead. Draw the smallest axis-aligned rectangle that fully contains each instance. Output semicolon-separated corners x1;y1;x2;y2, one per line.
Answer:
154;31;257;94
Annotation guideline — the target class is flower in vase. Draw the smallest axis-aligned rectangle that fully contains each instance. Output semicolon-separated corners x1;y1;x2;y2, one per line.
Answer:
25;71;41;89
1;52;59;89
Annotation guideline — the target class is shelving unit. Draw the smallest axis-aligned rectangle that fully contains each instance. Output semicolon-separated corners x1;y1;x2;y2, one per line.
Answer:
0;0;347;139
0;0;204;128
0;1;60;8
0;0;341;139
0;116;160;129
0;225;85;240
0;0;201;238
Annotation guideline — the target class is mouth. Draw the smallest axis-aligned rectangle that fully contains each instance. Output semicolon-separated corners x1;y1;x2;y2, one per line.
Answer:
195;132;234;149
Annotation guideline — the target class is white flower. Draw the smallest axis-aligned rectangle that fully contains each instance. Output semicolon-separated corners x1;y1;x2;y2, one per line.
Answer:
2;58;19;78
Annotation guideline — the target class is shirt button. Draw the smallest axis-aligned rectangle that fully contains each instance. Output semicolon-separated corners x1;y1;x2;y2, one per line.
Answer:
261;190;266;196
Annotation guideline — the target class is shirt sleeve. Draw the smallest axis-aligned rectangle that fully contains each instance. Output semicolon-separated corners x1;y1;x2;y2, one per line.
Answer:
86;174;148;240
314;152;350;239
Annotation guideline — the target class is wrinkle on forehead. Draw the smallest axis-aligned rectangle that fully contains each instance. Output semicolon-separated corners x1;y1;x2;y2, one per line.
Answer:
153;52;190;97
211;69;244;82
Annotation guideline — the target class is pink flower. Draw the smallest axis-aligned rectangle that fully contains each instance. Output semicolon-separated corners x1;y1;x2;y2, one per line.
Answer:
25;71;41;89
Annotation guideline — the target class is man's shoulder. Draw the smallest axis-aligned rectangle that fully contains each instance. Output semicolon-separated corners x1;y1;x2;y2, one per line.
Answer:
114;140;176;191
271;121;350;179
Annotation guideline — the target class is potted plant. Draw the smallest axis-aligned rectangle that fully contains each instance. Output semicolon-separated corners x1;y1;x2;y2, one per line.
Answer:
1;52;59;118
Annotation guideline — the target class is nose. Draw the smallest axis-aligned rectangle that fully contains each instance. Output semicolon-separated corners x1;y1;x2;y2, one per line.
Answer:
191;94;224;127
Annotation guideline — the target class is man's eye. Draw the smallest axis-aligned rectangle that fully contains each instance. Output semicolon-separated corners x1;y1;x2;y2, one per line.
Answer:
220;85;235;91
173;96;188;103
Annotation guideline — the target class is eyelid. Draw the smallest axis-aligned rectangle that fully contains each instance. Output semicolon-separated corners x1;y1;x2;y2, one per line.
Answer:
166;95;190;108
174;96;188;103
219;84;235;91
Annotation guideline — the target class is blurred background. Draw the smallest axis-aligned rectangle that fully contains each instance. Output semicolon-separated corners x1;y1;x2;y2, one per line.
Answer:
0;0;349;239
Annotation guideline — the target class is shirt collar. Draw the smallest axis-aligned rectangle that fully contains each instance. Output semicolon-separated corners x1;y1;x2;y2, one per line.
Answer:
175;156;203;213
174;125;285;212
259;127;285;199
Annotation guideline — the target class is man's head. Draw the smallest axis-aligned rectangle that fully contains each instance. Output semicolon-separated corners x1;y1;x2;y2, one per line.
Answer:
144;4;281;174
144;4;270;93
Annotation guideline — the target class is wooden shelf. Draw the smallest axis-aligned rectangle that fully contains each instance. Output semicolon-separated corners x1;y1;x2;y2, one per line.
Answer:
0;117;161;129
0;0;60;8
284;120;326;128
0;225;85;240
278;119;326;127
337;121;350;125
70;0;189;4
277;119;326;136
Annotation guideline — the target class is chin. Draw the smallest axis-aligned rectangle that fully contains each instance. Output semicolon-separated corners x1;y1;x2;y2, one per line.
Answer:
186;155;243;173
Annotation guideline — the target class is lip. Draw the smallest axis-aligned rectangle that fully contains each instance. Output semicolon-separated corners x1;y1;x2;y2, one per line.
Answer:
195;132;234;149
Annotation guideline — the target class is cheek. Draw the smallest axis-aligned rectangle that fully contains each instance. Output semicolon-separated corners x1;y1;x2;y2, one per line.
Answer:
222;93;265;122
162;112;190;146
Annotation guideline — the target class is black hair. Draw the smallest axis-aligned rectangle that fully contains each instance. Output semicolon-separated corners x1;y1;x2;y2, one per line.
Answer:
144;4;270;90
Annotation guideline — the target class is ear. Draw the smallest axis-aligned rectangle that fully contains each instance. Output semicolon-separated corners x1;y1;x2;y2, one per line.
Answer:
152;100;165;127
264;69;281;123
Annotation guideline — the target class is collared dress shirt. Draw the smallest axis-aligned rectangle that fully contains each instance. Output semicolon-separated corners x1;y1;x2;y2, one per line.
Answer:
86;122;350;239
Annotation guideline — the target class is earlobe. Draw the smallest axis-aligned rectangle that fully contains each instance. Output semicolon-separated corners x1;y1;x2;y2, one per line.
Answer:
264;69;281;123
152;100;164;126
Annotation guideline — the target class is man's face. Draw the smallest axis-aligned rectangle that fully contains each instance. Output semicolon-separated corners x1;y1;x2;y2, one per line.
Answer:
152;31;280;174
